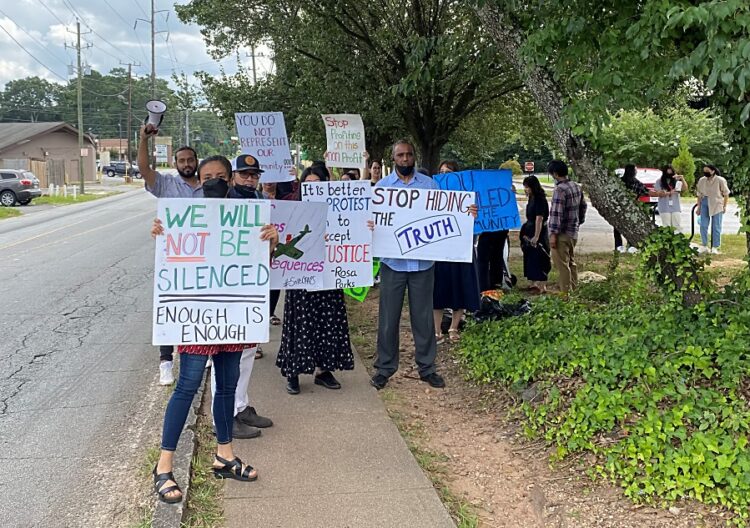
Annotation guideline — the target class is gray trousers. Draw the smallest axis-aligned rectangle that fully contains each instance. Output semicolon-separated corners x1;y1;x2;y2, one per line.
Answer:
374;265;437;378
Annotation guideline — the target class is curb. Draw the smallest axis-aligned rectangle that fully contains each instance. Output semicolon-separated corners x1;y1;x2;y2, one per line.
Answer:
152;369;209;528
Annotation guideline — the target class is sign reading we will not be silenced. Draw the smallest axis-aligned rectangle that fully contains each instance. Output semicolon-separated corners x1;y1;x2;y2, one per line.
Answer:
235;112;295;183
371;187;476;263
302;180;374;290
152;198;271;346
433;169;521;234
322;114;365;169
269;200;328;290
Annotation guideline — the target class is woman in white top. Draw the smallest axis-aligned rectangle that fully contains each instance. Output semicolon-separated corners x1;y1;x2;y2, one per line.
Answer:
652;165;683;232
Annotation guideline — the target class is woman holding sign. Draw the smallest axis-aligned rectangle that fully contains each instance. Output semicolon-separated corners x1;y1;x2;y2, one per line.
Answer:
276;164;355;394
520;175;551;293
432;161;481;342
152;156;279;504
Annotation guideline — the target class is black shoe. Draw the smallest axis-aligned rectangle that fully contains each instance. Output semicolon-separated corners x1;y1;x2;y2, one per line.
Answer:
420;372;445;388
314;371;341;390
232;418;262;439
236;406;273;428
370;373;389;390
286;375;300;395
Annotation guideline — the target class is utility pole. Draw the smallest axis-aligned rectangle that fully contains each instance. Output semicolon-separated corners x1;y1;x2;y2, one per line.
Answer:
119;61;140;179
251;47;257;85
183;73;190;147
66;20;91;194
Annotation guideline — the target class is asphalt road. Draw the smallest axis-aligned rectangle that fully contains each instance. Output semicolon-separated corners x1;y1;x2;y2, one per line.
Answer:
0;189;165;527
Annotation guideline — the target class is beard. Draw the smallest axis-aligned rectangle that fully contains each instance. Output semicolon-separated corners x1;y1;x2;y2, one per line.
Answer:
177;166;197;179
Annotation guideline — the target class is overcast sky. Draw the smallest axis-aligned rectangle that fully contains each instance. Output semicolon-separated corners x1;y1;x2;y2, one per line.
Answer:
0;0;271;92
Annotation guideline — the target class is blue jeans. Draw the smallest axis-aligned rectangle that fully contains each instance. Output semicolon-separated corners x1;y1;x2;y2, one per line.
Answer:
700;197;723;248
161;351;241;451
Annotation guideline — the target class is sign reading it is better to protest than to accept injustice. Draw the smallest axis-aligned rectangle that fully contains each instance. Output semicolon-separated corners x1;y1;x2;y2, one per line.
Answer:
302;180;374;290
322;114;365;169
371;187;476;263
152;198;271;346
235;112;295;183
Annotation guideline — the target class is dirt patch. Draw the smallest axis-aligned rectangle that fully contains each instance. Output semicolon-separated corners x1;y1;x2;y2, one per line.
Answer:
347;291;727;528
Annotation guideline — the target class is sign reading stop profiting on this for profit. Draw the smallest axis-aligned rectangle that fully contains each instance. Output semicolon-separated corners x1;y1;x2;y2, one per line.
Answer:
322;114;365;168
371;187;476;263
152;198;271;346
235;112;294;183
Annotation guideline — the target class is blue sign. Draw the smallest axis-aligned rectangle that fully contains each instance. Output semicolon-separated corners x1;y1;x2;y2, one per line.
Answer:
433;170;521;233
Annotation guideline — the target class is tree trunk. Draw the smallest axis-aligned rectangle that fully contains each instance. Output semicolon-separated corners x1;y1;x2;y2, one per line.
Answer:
476;6;653;245
418;140;443;175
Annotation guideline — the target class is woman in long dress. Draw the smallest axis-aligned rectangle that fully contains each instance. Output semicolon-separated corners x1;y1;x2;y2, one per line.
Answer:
520;175;551;293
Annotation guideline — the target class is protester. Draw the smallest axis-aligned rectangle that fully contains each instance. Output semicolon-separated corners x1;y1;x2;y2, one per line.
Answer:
696;164;730;254
370;140;476;390
151;155;279;504
548;160;586;293
520;175;551;293
432;160;481;343
368;159;383;186
341;169;356;181
276;164;355;395
476;222;510;291
614;164;649;253
138;124;202;386
653;165;683;233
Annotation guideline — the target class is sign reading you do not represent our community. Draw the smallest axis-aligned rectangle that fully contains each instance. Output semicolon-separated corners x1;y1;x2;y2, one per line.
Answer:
235;112;295;183
152;198;271;346
371;187;476;263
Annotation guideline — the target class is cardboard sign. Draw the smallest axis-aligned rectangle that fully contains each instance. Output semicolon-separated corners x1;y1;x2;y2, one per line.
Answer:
153;198;271;345
433;170;521;233
235;112;294;183
302;180;374;290
322;114;365;169
371;187;475;263
269;200;328;290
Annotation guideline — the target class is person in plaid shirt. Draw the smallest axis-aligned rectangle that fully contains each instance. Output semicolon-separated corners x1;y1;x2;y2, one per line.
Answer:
547;160;586;292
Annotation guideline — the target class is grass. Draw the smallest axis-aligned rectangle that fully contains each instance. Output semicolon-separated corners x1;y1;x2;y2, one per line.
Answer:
182;417;224;528
34;191;118;206
0;207;22;219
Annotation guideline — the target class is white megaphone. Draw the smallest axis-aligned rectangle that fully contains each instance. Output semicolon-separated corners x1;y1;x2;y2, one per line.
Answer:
144;100;167;128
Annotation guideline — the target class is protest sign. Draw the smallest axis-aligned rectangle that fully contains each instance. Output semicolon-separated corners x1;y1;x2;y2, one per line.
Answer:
153;198;271;346
371;187;475;263
322;114;365;169
344;258;381;302
433;169;521;233
302;180;374;290
235;112;294;183
269;200;328;290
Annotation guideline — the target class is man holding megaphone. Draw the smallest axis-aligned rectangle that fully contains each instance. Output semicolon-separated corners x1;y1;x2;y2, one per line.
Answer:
138;101;203;388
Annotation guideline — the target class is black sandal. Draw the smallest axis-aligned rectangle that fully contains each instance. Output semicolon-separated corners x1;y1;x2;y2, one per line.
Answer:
212;455;258;482
153;467;182;504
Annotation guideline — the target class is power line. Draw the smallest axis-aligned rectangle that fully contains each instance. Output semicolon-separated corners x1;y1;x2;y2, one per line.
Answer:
0;7;69;66
0;20;67;81
36;0;69;26
101;0;150;66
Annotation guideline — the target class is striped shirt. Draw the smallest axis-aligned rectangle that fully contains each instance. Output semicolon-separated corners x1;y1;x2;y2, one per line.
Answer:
548;179;585;239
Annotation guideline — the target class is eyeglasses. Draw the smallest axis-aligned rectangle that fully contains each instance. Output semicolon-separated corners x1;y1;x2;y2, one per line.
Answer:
235;171;260;180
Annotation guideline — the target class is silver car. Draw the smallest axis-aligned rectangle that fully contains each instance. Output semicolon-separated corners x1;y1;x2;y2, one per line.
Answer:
0;169;42;206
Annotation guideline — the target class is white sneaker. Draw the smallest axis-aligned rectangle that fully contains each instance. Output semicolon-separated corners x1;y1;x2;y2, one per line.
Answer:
159;361;174;385
627;247;639;254
697;246;709;254
616;246;626;253
711;247;721;255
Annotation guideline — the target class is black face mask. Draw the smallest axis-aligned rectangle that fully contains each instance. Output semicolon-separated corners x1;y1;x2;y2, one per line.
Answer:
202;178;229;198
396;164;414;177
233;184;257;198
703;172;712;177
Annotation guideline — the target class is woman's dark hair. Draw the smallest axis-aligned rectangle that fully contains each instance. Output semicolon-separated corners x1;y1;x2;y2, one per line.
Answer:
301;164;329;183
523;175;546;199
370;159;382;169
660;164;676;191
198;155;232;179
622;164;637;185
547;160;568;178
439;160;460;173
704;164;721;176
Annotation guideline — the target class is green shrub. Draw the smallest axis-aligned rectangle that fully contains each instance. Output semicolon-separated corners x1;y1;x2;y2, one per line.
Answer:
500;159;522;176
458;267;750;523
672;137;697;195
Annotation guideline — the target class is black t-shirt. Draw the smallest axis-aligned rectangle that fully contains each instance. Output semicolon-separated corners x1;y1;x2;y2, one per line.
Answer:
526;195;549;224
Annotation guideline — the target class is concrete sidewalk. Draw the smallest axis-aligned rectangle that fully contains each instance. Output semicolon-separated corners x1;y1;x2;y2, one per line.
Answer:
219;317;455;528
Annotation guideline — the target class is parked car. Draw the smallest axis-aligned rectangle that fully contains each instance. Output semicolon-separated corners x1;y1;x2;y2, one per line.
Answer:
0;169;42;206
103;161;141;178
